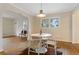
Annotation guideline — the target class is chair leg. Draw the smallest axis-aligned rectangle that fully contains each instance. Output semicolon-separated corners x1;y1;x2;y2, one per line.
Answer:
28;48;30;55
38;53;40;55
54;41;57;55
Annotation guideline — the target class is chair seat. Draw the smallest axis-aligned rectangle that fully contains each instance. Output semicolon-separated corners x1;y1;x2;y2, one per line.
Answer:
35;47;47;53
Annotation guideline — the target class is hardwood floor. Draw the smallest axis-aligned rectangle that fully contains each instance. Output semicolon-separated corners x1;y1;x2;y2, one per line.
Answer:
3;37;79;55
57;41;79;55
3;35;16;38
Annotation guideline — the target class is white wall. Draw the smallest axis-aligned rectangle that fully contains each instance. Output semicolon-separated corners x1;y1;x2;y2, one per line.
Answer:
31;17;41;34
0;16;3;52
47;12;72;42
1;8;29;37
72;5;79;43
2;16;29;37
3;17;15;36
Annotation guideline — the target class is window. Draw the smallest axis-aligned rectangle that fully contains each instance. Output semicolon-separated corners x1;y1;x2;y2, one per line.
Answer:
42;18;49;28
50;18;59;28
41;17;60;28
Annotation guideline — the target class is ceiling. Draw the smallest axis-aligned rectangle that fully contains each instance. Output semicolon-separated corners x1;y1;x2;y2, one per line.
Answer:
11;3;78;16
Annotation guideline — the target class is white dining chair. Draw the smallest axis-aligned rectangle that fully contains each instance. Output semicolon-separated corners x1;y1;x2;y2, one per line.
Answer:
28;39;47;55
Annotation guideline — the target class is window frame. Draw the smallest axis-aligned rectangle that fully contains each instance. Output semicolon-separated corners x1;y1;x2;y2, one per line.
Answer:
49;17;60;28
41;17;60;29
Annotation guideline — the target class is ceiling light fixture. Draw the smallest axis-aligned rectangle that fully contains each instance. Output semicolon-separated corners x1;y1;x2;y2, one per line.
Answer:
37;2;46;18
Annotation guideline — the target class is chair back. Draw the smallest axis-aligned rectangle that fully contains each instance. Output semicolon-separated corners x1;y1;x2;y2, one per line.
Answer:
29;39;42;49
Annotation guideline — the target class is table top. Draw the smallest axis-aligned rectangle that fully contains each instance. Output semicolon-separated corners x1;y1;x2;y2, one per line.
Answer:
31;33;52;37
31;33;52;40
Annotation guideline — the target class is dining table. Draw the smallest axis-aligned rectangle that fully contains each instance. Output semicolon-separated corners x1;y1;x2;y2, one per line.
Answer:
30;33;57;55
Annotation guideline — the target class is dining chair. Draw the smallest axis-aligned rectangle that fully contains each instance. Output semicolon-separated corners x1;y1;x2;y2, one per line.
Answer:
28;39;47;55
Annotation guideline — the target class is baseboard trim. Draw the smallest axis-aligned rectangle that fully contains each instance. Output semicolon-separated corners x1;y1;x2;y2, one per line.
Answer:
3;35;16;38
